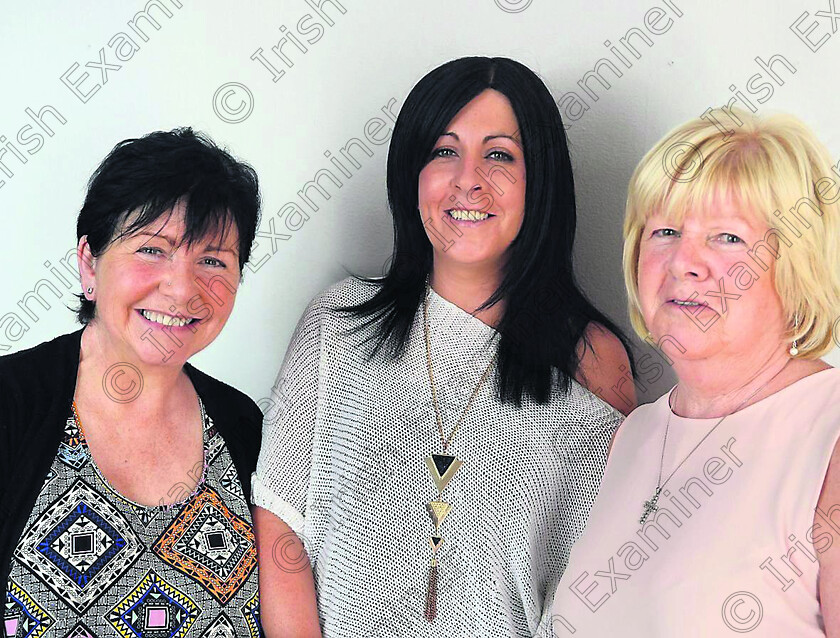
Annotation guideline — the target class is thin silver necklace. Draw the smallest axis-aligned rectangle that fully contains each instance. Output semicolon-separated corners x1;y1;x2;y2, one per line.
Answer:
639;365;788;524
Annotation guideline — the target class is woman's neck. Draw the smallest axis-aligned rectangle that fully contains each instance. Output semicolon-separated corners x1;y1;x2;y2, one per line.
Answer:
75;323;190;424
429;261;504;328
671;349;828;418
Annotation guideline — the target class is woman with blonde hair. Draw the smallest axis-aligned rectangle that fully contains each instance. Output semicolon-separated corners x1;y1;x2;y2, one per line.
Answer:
550;109;840;636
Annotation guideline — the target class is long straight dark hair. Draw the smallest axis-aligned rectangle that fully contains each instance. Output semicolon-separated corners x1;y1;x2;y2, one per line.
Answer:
339;56;633;406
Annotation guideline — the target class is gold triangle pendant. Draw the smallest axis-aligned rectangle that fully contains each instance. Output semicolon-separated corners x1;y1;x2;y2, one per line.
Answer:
426;500;451;530
425;454;463;493
429;536;444;553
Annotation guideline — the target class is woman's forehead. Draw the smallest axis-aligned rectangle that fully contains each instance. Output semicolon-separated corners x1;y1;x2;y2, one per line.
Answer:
646;189;767;227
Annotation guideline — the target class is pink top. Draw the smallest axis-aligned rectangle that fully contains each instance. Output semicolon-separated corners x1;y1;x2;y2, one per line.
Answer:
549;368;840;637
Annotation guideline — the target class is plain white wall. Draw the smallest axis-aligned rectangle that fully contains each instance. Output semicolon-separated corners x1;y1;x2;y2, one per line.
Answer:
1;0;838;406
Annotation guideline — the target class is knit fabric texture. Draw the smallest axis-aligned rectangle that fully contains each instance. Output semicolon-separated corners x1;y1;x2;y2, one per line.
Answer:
252;276;622;637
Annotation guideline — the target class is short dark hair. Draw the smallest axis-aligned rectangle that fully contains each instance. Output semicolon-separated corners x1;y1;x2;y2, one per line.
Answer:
75;127;260;324
339;56;633;405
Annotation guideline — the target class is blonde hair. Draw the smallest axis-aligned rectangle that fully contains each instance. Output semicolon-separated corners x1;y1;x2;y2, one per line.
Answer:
623;108;840;357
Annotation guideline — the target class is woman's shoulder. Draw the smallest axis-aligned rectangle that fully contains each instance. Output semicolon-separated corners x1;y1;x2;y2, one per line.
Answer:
575;322;636;415
298;275;382;328
613;390;671;432
604;390;671;455
315;275;381;308
0;329;82;375
770;365;840;422
0;329;83;403
0;330;83;478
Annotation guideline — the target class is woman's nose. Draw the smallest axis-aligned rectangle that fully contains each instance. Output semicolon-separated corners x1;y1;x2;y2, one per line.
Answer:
668;237;709;280
451;155;483;192
162;259;197;301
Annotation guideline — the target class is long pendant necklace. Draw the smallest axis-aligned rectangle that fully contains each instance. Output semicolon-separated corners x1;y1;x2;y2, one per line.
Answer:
421;283;497;621
639;365;788;525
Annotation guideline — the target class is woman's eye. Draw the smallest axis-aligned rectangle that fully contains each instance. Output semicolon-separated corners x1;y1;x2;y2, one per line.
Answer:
651;228;679;238
202;257;226;268
431;147;456;159
138;246;164;255
716;233;744;244
487;150;514;162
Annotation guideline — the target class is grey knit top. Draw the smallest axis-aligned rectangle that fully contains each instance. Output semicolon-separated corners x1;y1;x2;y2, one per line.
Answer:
252;276;622;637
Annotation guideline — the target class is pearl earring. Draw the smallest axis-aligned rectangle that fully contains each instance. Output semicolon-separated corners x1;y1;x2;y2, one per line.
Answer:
789;315;800;357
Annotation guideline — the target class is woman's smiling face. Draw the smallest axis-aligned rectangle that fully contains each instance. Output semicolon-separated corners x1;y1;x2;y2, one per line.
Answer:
638;193;788;364
417;89;526;270
78;201;241;368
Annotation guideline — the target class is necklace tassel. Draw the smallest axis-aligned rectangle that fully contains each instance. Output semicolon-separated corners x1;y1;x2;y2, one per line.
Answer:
424;559;438;621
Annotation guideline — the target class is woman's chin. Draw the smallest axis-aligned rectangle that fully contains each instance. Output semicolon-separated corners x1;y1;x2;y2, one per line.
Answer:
129;330;199;367
649;324;723;362
435;247;504;269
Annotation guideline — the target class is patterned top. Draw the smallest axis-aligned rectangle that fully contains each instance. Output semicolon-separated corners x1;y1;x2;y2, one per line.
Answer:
252;277;623;637
3;398;262;638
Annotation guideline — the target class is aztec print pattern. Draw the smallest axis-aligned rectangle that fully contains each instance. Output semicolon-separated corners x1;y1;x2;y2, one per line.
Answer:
3;400;262;637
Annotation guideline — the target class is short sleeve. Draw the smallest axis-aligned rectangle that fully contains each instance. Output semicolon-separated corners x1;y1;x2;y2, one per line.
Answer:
251;296;324;540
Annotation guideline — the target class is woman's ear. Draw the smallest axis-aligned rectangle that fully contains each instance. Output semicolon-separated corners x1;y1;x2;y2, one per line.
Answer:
77;235;96;300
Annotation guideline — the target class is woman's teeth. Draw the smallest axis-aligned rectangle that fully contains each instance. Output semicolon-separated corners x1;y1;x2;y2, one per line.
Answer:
447;209;491;221
141;309;194;327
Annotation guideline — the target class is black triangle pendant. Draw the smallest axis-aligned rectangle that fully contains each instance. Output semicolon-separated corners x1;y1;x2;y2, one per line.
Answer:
425;454;463;493
432;454;455;476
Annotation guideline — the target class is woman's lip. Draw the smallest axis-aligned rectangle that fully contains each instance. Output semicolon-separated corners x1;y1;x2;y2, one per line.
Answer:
664;300;717;313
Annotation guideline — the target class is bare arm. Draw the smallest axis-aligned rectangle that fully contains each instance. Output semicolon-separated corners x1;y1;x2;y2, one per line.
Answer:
254;506;322;638
818;439;840;636
575;322;637;417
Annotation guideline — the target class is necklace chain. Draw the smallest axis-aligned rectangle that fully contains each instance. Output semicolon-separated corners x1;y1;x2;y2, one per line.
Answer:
421;281;498;622
641;364;789;524
422;283;497;452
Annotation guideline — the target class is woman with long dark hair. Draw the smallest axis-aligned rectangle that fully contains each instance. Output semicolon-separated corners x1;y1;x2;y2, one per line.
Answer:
253;56;635;637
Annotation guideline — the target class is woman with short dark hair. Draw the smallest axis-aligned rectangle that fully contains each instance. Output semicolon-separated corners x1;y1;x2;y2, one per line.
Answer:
0;129;318;635
254;57;635;637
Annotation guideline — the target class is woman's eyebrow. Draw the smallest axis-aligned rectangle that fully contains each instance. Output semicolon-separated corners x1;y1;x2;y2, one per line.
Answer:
440;131;522;147
136;231;176;245
483;133;517;142
205;244;237;254
485;133;522;148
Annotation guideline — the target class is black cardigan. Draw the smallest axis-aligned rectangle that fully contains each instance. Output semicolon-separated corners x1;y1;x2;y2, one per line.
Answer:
0;328;262;593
